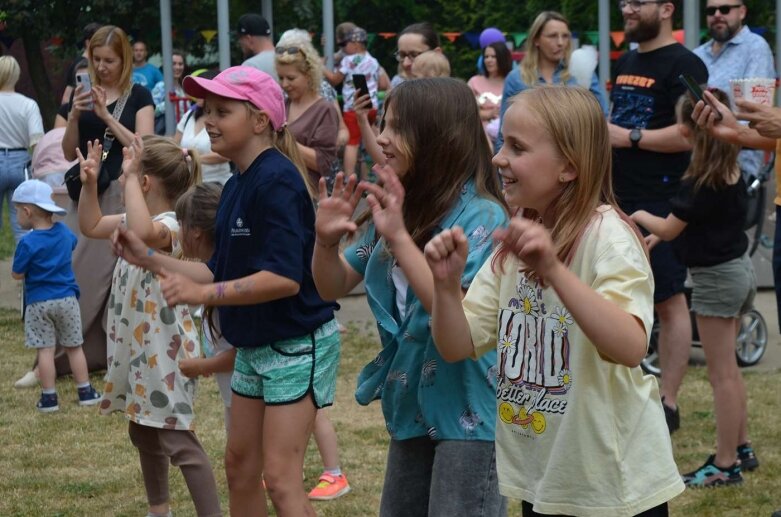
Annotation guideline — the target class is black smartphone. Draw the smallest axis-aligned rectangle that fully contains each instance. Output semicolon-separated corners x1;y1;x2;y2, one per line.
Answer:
679;74;723;121
352;73;369;99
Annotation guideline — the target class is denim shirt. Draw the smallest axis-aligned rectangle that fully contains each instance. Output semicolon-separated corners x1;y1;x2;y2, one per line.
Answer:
344;180;507;441
694;26;777;176
496;62;608;149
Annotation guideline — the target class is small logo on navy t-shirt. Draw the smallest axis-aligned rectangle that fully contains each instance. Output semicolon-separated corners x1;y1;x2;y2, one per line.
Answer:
231;217;250;236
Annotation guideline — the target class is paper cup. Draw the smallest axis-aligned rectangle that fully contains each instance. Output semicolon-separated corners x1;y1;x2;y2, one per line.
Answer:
730;78;776;106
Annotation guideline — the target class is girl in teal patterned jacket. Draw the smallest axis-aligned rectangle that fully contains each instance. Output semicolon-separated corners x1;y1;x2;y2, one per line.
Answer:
312;77;509;516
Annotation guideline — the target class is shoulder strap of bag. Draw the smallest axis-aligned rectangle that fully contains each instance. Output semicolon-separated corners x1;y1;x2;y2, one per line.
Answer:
101;88;132;160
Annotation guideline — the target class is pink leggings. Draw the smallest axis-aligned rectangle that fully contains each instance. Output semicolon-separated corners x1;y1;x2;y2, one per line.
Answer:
128;421;222;516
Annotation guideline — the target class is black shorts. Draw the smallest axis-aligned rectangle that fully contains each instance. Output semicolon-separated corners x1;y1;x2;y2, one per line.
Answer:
620;199;686;304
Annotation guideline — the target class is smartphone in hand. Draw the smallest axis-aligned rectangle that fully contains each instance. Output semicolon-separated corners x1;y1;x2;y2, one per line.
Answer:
76;72;94;110
679;74;722;121
352;73;369;100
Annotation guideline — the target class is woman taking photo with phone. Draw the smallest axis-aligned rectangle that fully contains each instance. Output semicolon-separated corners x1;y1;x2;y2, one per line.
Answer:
59;25;153;373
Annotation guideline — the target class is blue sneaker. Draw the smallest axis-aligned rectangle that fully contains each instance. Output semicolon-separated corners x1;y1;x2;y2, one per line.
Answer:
36;393;59;413
77;386;101;406
683;455;742;488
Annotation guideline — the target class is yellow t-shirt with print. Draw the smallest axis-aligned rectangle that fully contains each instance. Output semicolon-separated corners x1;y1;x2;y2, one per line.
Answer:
463;206;684;516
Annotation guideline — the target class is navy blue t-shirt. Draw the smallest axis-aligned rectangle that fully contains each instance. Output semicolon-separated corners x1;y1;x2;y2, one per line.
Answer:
12;222;79;305
208;148;337;347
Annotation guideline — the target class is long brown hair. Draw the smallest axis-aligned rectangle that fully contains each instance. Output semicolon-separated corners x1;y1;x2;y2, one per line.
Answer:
521;11;572;87
493;86;643;273
366;77;506;249
677;89;741;191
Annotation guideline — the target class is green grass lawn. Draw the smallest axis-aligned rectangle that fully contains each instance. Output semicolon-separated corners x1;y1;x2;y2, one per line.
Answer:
0;204;17;261
0;311;779;516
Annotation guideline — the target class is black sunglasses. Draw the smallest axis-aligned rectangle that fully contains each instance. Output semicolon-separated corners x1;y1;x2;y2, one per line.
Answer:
275;46;303;56
705;4;741;16
337;40;348;48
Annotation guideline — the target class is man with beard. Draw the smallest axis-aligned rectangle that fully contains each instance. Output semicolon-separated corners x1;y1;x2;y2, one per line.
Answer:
694;1;774;205
237;13;278;81
608;0;707;435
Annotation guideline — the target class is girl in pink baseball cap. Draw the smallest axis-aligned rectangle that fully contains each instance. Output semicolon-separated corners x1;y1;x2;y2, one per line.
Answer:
113;66;340;515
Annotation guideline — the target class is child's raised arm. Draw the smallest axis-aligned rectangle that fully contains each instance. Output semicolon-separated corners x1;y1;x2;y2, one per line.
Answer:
424;227;476;362
122;136;174;252
355;93;385;166
495;218;648;368
630;210;687;242
77;139;123;238
312;172;365;300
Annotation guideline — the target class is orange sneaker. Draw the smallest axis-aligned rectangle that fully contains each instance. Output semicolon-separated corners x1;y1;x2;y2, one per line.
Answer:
308;472;351;500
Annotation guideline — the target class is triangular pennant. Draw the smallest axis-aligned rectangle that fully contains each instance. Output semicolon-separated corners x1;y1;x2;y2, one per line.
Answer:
378;32;396;39
512;32;527;48
201;30;217;43
672;29;684;44
610;31;625;48
184;29;196;42
442;32;461;43
462;31;481;49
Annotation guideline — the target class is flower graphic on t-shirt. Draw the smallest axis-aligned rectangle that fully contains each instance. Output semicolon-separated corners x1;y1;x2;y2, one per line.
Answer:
557;369;573;391
551;306;573;336
499;334;516;353
515;284;539;316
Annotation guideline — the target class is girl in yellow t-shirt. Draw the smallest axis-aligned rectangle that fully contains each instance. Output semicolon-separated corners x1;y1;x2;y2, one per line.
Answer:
425;86;684;516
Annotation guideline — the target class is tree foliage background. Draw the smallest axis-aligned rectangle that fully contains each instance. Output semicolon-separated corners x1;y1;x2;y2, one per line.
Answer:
0;0;777;128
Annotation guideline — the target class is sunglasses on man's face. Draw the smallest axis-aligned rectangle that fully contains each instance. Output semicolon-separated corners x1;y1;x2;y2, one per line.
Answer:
705;4;741;16
337;41;348;48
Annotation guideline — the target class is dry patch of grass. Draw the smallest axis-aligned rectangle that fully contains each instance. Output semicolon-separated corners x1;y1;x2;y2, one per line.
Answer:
0;308;779;516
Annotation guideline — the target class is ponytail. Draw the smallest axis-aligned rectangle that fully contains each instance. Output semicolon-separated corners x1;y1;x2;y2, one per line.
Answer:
184;147;203;185
274;127;315;200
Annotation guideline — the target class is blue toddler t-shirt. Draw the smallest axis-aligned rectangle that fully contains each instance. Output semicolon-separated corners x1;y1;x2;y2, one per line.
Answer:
12;222;79;305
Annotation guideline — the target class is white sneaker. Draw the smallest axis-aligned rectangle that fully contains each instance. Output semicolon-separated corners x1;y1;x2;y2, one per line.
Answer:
14;370;38;389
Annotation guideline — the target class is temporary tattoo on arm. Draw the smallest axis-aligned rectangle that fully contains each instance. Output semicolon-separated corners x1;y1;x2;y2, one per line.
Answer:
233;279;253;293
147;248;155;256
215;282;227;299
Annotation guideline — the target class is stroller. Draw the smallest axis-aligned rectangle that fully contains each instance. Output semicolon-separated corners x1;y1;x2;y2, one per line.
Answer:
640;156;772;375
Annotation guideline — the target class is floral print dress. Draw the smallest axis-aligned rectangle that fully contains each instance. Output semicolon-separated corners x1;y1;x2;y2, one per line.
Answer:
100;212;200;430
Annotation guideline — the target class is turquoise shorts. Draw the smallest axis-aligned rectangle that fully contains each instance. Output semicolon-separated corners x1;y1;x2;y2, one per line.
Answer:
231;319;341;407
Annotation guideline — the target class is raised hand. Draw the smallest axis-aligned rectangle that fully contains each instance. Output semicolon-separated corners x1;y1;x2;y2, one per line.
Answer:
361;164;407;245
76;139;103;185
315;172;362;247
493;217;558;279
691;90;740;142
121;134;144;178
424;227;469;286
70;83;93;115
735;99;781;139
354;92;373;120
92;85;110;121
159;268;205;306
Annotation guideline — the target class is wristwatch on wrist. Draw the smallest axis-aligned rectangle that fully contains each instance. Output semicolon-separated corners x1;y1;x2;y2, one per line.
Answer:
629;127;642;149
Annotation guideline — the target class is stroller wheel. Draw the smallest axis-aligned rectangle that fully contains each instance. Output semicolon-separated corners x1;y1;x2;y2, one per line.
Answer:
641;319;662;376
736;309;767;367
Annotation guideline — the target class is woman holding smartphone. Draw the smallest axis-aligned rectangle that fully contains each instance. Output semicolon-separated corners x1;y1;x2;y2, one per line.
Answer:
59;25;154;373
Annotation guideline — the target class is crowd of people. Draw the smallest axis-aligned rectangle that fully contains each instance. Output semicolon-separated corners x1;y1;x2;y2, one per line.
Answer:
4;0;781;516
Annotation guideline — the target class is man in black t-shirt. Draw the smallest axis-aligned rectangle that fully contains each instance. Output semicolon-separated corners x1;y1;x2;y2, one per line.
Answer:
609;0;708;434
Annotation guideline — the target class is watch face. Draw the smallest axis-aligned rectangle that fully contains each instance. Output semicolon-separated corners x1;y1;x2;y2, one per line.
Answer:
630;128;641;142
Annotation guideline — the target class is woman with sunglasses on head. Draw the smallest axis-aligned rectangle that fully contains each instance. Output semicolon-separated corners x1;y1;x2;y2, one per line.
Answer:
277;31;341;191
390;22;442;89
495;11;608;149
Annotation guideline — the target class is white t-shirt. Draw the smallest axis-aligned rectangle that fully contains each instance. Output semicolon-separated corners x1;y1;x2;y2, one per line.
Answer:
177;110;232;185
0;92;44;149
339;52;380;111
464;207;684;516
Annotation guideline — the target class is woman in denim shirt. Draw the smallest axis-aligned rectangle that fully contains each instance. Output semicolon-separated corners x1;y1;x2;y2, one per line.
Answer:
496;11;608;150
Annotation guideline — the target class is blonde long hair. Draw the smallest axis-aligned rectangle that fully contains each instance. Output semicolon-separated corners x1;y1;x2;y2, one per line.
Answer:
275;33;323;96
494;86;642;272
141;135;202;201
521;11;571;87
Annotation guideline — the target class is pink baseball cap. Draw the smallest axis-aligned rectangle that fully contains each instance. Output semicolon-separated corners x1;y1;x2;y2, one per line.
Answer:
182;66;286;130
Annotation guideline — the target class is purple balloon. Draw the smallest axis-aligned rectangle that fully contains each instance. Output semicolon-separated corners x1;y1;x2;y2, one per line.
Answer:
479;28;505;48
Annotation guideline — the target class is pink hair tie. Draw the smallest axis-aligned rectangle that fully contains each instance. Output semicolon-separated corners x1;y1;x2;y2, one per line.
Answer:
182;147;189;156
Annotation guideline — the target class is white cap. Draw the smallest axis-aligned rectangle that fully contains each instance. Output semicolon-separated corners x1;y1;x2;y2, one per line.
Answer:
12;179;67;216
